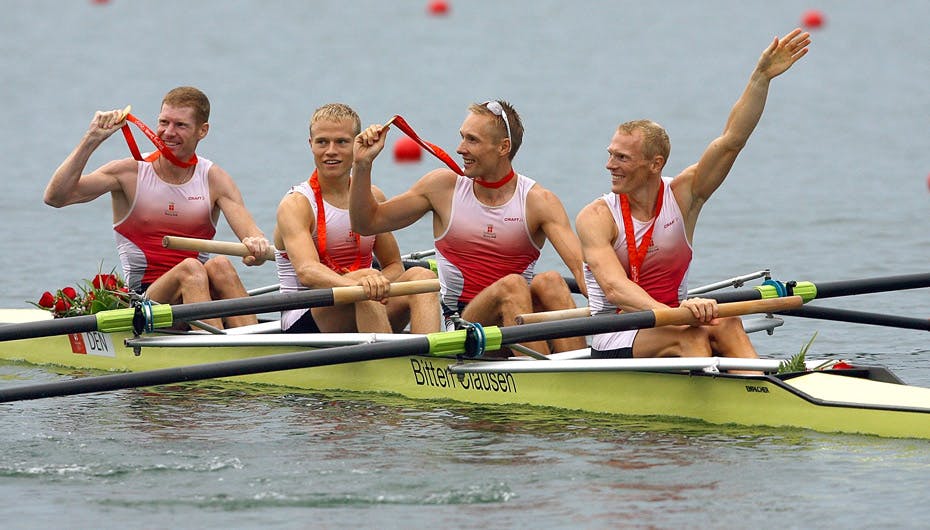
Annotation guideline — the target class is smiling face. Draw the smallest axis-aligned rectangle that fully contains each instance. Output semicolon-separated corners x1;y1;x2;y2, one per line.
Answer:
309;118;356;180
456;112;507;178
156;104;208;159
606;129;654;195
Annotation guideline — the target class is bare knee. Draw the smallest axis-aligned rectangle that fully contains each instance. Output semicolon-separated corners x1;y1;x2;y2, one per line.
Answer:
530;270;573;310
399;266;437;282
714;316;746;334
175;258;210;284
530;270;566;293
203;256;238;283
498;274;532;296
677;327;714;357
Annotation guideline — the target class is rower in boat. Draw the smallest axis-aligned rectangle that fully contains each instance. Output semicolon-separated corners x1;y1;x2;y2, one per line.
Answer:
273;103;440;334
575;28;811;363
350;102;587;356
43;86;270;330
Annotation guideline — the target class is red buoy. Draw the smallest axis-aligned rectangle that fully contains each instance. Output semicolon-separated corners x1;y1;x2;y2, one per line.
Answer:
427;0;450;16
393;137;422;163
801;9;825;29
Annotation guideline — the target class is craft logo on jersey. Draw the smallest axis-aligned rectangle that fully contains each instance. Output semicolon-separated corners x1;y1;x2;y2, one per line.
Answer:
345;229;357;243
165;201;178;217
483;224;496;240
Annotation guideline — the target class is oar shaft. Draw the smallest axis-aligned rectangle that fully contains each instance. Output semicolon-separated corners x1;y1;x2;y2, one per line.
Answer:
0;338;431;403
782;306;930;331
813;273;930;298
0;280;439;342
711;272;930;303
163;236;437;272
171;279;439;322
0;315;99;342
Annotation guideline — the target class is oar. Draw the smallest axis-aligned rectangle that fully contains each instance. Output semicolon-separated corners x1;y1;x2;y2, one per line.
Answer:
709;272;930;303
163;235;275;261
0;296;801;402
0;279;439;342
520;272;930;324
517;307;589;324
162;236;437;271
780;305;930;331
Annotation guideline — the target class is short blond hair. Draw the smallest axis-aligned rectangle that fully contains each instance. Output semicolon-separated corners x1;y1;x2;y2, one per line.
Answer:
617;120;670;163
309;103;361;137
162;86;210;125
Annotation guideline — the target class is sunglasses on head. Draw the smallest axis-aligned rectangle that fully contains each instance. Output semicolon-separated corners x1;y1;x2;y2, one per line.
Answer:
483;100;511;144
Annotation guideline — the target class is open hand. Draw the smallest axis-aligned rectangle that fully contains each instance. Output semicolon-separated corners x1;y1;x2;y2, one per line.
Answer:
757;28;811;80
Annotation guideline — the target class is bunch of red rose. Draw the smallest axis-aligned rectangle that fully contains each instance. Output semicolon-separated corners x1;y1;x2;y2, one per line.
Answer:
33;273;131;318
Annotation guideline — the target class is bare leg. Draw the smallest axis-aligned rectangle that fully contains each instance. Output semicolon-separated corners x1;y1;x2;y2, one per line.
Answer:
312;300;391;333
633;317;759;374
146;258;224;330
529;271;587;353
201;257;257;328
632;325;714;358
386;267;440;334
462;274;548;356
706;317;759;359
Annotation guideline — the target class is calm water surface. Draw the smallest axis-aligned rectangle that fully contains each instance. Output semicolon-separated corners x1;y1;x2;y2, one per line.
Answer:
1;1;929;528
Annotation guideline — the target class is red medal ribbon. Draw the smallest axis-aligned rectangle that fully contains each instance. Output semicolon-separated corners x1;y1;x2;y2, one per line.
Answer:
308;170;362;274
618;180;664;284
121;113;198;168
389;115;516;189
389;115;464;175
474;169;515;189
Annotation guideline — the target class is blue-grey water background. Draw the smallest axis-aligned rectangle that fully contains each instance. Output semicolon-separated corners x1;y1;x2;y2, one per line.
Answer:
1;1;929;528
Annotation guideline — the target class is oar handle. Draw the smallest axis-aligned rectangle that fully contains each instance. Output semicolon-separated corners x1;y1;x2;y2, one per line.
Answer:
653;296;803;327
163;236;276;262
332;279;440;305
516;307;590;324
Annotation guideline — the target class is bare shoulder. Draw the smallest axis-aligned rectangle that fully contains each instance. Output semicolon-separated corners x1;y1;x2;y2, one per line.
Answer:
277;189;311;214
206;163;245;200
526;182;568;211
576;196;611;224
405;168;459;208
97;157;138;180
669;164;697;192
415;168;459;190
206;162;235;184
575;197;618;247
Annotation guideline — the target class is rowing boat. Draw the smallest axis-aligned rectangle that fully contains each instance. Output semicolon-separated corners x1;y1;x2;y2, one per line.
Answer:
2;301;929;440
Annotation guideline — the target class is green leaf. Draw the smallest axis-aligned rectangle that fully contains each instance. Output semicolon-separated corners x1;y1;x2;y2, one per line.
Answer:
778;331;818;374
